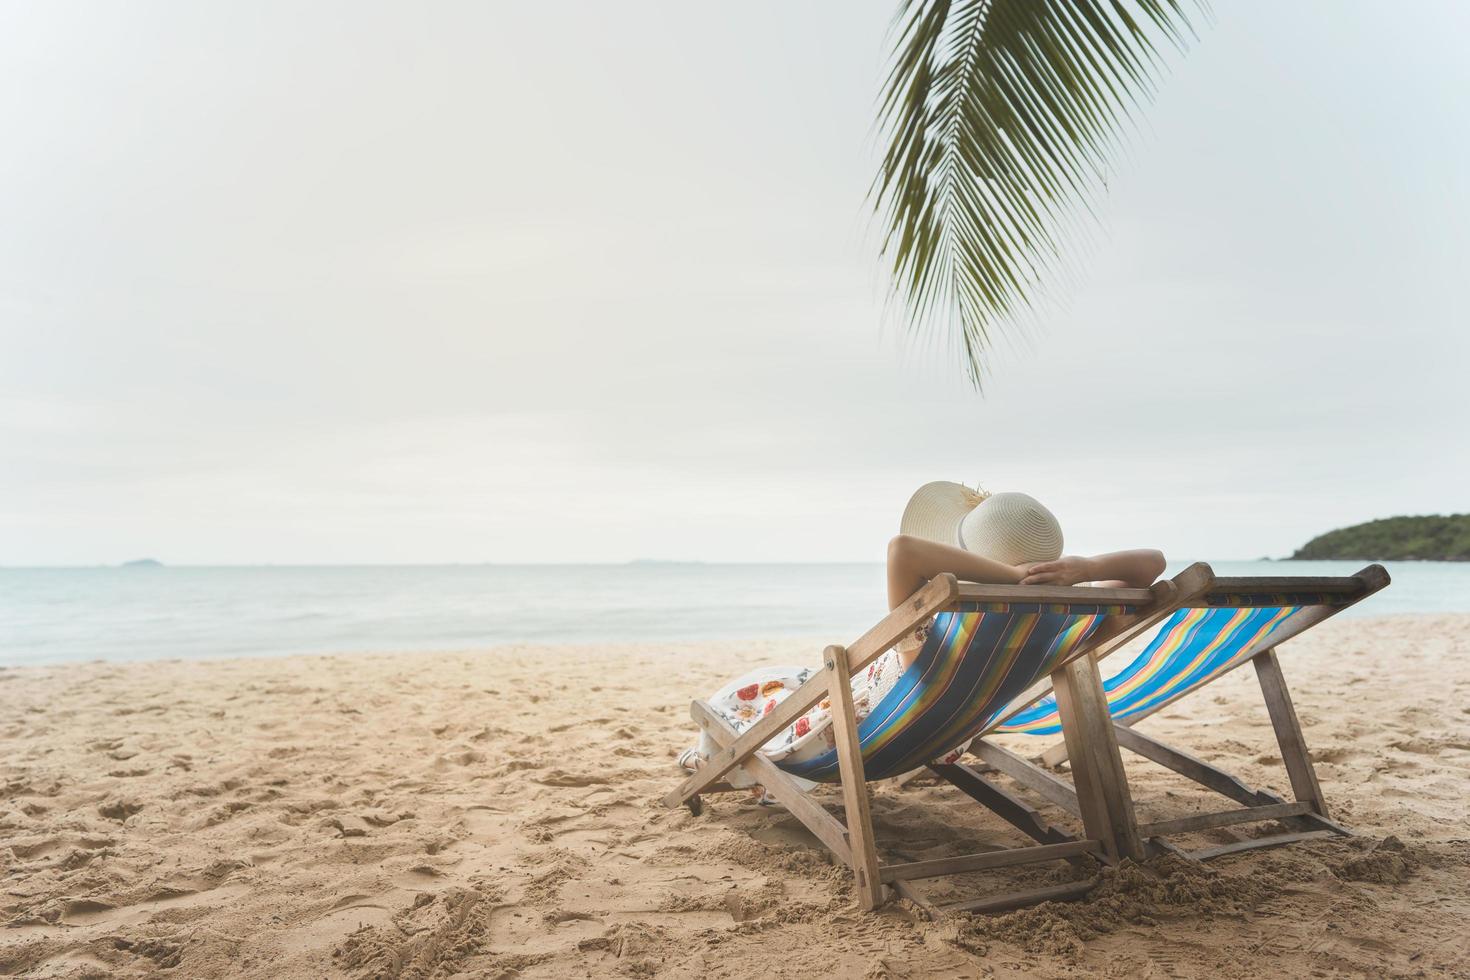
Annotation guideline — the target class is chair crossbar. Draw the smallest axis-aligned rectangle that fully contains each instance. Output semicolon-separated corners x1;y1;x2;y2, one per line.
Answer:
1206;572;1385;598
940;879;1098;916
879;839;1101;884
954;582;1157;604
1190;829;1340;861
1138;801;1312;838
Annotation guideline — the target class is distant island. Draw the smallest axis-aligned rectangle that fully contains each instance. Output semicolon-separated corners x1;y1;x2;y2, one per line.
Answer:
121;558;164;568
1291;514;1470;561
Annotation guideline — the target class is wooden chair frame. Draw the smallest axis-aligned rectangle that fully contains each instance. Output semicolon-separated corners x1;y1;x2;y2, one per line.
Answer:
663;564;1217;915
970;565;1390;862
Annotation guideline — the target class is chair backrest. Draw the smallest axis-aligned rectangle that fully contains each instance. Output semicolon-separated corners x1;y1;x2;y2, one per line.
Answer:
778;599;1140;782
992;567;1388;737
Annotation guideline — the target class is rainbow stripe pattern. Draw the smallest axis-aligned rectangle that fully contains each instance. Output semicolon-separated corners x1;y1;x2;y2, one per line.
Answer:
992;594;1346;737
779;601;1131;783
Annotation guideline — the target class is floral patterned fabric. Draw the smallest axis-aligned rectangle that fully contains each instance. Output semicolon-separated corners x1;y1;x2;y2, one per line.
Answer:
687;632;964;792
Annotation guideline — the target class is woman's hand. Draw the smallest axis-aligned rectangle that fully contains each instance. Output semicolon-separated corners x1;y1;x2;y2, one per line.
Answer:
1020;550;1166;588
1019;556;1097;586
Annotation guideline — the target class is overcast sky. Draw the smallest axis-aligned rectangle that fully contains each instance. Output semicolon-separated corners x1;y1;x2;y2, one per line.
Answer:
3;1;1466;566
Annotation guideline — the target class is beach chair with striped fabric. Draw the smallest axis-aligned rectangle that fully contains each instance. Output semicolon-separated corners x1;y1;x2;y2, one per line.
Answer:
663;564;1215;914
971;565;1390;862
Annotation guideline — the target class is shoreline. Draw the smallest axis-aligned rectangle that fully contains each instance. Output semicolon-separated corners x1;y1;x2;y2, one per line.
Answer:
3;615;1468;977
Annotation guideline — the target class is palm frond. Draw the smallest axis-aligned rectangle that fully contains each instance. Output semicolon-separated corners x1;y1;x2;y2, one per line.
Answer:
873;0;1205;387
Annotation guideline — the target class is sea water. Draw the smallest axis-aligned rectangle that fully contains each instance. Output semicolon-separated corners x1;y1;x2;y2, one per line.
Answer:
0;560;1466;667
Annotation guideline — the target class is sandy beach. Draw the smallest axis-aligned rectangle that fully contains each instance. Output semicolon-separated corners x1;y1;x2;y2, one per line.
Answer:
3;613;1468;979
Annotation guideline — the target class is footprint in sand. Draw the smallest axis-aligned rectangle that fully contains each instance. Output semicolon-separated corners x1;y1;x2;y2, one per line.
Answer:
9;835;113;863
199;859;253;881
59;899;116;925
112;937;185;969
196;800;253;828
181;778;244;798
97;798;144;821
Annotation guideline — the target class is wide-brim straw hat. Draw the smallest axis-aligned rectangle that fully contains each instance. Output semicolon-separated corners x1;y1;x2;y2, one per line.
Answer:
899;482;1064;565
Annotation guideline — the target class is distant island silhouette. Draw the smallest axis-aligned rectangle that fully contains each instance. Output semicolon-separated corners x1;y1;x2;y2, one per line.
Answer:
121;558;164;568
1291;514;1469;561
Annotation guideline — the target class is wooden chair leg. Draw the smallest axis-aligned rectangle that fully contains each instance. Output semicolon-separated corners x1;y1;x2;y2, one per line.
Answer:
825;644;885;910
1253;647;1330;819
1051;653;1145;862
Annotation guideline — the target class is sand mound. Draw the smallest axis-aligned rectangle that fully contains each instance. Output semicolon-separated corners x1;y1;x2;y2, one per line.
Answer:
334;886;501;979
952;853;1283;961
1328;834;1419;884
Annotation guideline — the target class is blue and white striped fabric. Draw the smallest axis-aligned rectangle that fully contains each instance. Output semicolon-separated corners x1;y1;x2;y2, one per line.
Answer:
993;600;1329;737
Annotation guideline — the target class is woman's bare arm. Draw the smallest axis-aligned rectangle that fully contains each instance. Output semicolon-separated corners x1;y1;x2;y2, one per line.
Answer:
886;534;1023;609
1019;550;1166;589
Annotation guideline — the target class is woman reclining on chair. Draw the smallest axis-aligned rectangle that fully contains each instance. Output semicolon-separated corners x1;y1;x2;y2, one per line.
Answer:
677;482;1166;785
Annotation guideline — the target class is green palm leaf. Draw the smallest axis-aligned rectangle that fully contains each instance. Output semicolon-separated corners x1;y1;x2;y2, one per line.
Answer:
874;0;1205;386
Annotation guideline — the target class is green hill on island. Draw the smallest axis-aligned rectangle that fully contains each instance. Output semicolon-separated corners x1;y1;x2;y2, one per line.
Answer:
1291;514;1470;561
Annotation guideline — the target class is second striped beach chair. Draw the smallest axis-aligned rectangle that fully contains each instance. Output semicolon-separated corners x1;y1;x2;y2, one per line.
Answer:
977;564;1390;862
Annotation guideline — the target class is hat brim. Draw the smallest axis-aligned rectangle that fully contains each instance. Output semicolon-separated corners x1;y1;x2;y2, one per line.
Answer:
899;481;984;547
